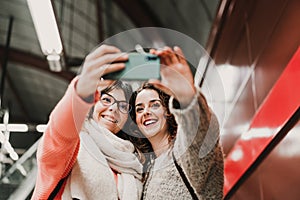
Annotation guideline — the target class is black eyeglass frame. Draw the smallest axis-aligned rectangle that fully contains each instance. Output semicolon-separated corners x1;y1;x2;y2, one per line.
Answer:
100;92;132;114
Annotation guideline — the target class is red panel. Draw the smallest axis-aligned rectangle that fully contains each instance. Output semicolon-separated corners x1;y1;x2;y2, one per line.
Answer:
224;47;300;195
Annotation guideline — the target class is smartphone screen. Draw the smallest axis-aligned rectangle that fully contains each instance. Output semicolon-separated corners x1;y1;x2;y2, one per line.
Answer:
103;53;160;80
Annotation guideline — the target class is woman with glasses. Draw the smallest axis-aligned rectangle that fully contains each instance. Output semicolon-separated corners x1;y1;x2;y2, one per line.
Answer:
31;44;143;200
129;46;224;199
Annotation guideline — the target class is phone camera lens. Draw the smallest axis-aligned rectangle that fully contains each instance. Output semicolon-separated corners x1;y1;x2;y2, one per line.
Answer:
146;56;157;61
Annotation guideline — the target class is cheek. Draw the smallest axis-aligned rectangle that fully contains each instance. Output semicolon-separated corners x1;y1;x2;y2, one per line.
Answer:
157;109;165;118
135;113;143;126
153;108;166;121
161;115;167;127
92;102;105;120
119;114;128;126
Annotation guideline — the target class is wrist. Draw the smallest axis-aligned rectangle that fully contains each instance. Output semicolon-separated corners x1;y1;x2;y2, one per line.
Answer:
75;79;95;103
177;87;196;108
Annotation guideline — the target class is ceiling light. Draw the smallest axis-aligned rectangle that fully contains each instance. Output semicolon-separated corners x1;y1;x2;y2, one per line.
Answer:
0;124;29;132
36;124;47;133
47;54;65;72
26;0;64;72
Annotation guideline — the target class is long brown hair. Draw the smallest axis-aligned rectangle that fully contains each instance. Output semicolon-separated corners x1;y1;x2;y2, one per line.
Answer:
128;83;179;163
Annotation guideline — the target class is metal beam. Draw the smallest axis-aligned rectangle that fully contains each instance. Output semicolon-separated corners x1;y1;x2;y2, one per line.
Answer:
0;16;13;109
0;46;75;82
97;0;104;42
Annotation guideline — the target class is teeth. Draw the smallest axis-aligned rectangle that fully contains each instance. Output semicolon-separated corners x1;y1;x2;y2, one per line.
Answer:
144;119;156;126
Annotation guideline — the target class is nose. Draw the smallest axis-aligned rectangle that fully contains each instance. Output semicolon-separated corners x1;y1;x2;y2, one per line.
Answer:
142;106;152;116
108;102;118;112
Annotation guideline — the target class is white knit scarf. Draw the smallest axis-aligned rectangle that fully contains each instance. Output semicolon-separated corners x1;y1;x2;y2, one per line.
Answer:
87;120;143;199
64;120;143;200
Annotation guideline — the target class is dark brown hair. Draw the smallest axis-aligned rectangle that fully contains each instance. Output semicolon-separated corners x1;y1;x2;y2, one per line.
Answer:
128;83;178;159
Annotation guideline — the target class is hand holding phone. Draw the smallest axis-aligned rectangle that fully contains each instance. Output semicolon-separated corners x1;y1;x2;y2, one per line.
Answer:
103;53;160;80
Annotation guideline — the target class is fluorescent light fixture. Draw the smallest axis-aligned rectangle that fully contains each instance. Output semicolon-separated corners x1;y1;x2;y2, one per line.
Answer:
0;124;29;132
47;54;64;72
36;124;47;133
27;0;62;55
27;0;64;71
0;123;48;132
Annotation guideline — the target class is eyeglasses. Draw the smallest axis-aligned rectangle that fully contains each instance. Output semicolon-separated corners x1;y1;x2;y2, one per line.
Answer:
135;99;162;113
100;93;132;114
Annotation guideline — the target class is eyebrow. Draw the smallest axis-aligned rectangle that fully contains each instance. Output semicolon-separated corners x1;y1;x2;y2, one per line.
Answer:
135;99;161;107
102;92;126;102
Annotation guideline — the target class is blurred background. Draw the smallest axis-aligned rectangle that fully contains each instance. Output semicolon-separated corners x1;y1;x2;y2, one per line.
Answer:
0;0;299;199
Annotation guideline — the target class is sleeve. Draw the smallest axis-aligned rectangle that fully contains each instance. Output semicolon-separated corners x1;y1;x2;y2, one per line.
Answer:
31;76;94;199
171;87;224;199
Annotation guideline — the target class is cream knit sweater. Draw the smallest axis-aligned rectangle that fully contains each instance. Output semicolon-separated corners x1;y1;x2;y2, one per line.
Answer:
142;91;224;200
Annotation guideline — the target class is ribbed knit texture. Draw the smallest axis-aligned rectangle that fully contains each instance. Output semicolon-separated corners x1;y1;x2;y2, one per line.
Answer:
32;77;93;200
61;120;143;200
142;89;224;200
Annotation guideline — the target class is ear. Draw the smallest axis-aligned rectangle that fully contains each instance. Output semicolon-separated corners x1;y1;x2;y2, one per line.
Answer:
94;90;100;102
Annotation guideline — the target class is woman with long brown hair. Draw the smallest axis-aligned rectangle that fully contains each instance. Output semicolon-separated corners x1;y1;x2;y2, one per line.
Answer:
129;46;224;200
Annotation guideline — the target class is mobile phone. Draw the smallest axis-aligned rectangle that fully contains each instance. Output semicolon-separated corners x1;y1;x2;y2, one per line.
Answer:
103;53;160;80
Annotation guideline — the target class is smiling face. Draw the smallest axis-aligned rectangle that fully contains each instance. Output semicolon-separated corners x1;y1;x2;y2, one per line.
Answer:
93;88;128;134
134;89;168;140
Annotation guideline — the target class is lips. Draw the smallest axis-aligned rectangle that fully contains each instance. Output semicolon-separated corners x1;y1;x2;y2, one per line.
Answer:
143;119;157;126
102;115;118;123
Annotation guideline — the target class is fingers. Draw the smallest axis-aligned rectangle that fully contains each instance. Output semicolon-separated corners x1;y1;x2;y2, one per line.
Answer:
85;52;128;71
159;47;174;66
153;46;186;67
151;46;195;100
84;44;128;73
101;62;126;76
76;44;128;99
174;46;188;66
166;47;179;65
82;44;128;80
86;44;121;60
149;49;156;54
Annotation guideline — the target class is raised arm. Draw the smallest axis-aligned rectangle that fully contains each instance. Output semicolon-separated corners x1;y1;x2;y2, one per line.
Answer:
171;89;224;199
150;46;223;199
32;78;93;199
32;44;129;199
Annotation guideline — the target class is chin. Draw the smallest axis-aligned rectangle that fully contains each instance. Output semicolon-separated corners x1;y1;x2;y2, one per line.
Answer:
142;128;159;138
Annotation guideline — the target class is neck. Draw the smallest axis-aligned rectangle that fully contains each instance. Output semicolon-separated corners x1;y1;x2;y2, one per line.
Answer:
148;132;170;157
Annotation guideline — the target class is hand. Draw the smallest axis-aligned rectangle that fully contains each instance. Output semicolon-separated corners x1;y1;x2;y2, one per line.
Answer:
149;46;196;107
76;44;128;99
